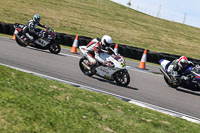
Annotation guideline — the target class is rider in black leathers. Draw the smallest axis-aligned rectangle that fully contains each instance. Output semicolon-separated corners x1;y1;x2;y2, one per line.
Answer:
22;14;47;43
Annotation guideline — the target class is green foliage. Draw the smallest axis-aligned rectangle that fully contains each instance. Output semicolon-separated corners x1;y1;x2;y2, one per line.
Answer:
0;65;200;132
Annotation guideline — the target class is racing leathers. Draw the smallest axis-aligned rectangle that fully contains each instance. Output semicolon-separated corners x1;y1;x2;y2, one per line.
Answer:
22;19;46;42
85;38;115;66
168;59;194;81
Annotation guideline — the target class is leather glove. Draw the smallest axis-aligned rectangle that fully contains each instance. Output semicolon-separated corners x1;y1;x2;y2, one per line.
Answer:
103;61;108;65
181;76;189;80
106;62;112;67
104;61;113;67
188;61;194;66
36;32;42;37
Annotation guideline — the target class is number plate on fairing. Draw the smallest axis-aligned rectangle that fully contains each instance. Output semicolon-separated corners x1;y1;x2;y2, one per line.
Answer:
35;39;49;47
96;66;115;78
120;62;125;67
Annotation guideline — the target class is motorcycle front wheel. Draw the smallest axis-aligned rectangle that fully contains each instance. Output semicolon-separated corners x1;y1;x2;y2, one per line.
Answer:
114;70;130;86
79;57;94;77
49;43;61;54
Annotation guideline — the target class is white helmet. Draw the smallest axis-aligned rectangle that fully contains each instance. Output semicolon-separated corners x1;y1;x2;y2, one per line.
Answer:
101;35;112;49
178;56;188;68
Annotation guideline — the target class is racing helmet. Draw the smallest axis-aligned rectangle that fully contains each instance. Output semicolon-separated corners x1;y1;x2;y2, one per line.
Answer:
33;14;41;23
101;35;112;49
178;56;188;68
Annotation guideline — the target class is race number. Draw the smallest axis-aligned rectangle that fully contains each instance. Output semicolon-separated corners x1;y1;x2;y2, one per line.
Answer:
120;62;125;67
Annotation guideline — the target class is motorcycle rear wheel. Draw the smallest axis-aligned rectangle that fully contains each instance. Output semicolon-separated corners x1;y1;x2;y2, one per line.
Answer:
79;57;94;77
49;43;61;54
16;36;27;47
114;70;130;86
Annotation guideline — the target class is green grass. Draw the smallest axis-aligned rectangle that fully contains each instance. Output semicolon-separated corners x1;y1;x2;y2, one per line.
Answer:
1;0;200;59
0;65;200;132
0;33;12;38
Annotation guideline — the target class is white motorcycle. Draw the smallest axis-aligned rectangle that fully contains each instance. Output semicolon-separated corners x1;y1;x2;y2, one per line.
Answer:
79;46;130;86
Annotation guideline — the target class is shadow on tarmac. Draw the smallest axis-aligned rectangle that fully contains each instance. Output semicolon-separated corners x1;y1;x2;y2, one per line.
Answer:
26;46;78;57
176;86;200;97
92;76;139;90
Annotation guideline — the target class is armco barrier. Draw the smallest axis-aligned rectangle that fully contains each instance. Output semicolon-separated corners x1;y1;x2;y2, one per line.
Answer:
1;22;200;65
0;23;3;33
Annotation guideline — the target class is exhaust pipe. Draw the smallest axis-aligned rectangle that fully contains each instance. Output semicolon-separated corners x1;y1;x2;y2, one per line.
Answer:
159;68;171;81
15;34;23;42
82;62;91;70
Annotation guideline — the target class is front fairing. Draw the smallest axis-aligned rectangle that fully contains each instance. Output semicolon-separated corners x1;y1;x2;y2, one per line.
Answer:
99;53;126;69
180;66;193;76
191;67;200;82
40;26;56;40
113;56;126;69
96;53;127;80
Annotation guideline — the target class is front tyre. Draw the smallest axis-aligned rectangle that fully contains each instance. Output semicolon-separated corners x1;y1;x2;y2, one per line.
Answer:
114;70;130;86
49;43;61;54
79;57;94;77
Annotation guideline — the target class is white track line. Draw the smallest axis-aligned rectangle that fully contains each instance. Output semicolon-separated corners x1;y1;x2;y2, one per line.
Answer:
59;52;81;59
0;62;200;124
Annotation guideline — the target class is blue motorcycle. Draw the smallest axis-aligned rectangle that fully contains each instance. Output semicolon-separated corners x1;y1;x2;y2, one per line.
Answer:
159;59;200;90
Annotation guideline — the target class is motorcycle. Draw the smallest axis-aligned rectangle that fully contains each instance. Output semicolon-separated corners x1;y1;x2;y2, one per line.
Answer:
79;46;130;86
13;23;61;54
159;59;200;89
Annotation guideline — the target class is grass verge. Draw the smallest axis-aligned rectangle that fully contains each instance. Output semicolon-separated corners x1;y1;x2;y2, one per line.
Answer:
0;65;200;132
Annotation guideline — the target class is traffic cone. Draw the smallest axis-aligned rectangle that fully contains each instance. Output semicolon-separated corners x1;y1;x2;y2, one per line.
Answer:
114;43;118;53
12;33;16;40
70;35;79;54
139;49;147;69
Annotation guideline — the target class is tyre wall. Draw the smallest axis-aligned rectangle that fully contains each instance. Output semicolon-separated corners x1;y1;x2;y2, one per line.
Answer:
1;22;200;64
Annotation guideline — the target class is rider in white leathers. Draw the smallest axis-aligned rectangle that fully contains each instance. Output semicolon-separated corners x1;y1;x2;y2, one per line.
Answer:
85;35;116;67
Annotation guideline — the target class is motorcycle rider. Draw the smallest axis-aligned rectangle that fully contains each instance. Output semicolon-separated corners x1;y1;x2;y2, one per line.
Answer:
22;14;47;44
168;56;195;82
85;35;116;67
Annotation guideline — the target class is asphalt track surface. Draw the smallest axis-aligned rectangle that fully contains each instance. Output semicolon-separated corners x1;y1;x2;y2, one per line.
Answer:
1;36;200;119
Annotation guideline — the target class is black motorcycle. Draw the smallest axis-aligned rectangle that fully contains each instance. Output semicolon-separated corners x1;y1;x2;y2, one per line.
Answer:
13;23;61;54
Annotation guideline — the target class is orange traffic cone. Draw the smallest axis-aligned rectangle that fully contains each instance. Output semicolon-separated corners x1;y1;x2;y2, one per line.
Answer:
70;35;79;54
139;49;147;69
12;33;16;40
114;43;118;53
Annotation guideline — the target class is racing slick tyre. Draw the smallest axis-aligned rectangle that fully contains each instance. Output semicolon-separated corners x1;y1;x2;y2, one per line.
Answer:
114;70;130;87
49;43;61;54
16;36;27;47
79;57;94;77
